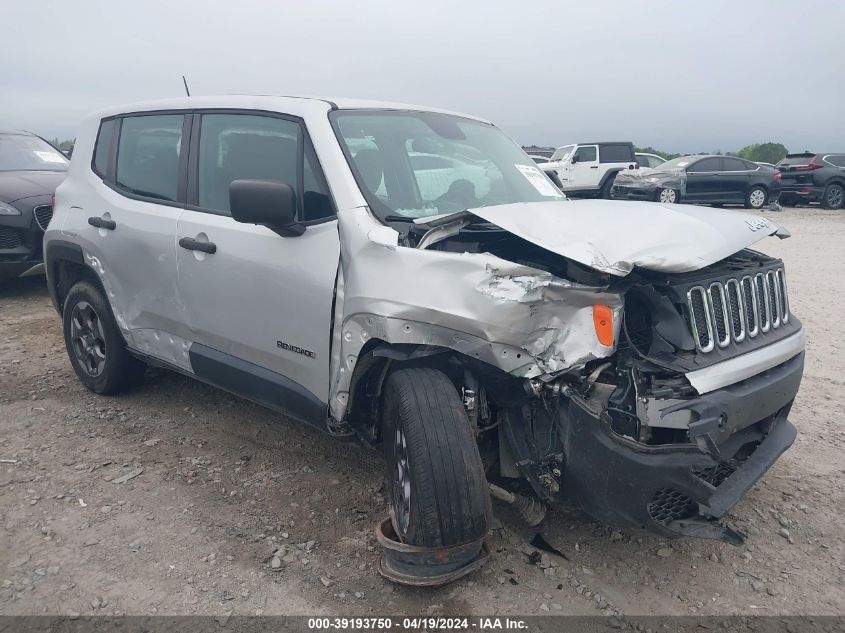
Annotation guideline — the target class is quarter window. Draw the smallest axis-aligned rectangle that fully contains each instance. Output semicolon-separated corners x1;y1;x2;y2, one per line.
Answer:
825;155;845;167
116;115;184;202
92;118;116;178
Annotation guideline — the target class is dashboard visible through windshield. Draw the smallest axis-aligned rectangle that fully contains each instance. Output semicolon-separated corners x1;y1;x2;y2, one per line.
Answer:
330;110;562;222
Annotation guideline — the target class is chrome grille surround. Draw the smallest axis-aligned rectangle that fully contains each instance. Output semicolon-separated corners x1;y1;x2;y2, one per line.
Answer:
33;205;53;231
688;268;790;353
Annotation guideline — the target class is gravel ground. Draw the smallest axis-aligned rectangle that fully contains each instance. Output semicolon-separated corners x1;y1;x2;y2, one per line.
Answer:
1;206;843;617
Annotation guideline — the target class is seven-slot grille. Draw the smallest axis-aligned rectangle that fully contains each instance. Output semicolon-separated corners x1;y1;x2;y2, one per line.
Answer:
687;268;789;352
33;205;53;231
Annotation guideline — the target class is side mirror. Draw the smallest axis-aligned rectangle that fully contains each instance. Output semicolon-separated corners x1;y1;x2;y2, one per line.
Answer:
229;179;304;237
570;156;578;164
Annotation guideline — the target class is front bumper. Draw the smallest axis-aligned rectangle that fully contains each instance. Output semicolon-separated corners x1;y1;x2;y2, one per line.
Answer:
0;207;45;279
558;352;803;541
611;184;659;201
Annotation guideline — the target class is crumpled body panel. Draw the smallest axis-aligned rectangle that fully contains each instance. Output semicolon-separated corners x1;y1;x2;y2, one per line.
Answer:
328;207;622;421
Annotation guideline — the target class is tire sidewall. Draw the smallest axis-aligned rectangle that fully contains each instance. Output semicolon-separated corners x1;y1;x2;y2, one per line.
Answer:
62;281;131;393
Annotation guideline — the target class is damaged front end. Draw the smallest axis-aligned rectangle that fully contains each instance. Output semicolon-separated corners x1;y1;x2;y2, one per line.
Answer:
334;201;803;545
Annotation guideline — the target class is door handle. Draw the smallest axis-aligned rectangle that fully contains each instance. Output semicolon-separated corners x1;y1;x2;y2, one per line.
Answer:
88;216;116;230
179;236;217;254
590;165;599;169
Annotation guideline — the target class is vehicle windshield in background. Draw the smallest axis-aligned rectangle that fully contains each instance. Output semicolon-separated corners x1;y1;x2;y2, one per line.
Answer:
551;144;575;161
331;111;562;221
0;133;69;171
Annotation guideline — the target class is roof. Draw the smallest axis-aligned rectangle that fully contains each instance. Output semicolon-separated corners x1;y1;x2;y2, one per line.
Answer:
87;95;490;124
0;129;32;136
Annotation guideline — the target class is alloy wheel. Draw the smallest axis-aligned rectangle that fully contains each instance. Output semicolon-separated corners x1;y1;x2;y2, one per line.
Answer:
659;188;676;204
69;301;107;377
827;186;844;209
393;427;412;537
749;188;766;208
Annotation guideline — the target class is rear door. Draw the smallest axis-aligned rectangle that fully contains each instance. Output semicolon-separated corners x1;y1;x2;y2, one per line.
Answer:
721;157;753;202
75;112;188;366
684;157;722;202
176;111;340;425
566;144;600;191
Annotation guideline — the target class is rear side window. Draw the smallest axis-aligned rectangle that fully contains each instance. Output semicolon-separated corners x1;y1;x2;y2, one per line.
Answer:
824;155;845;167
116;115;184;202
573;145;597;162
723;157;749;171
599;144;634;163
92;119;116;178
196;113;334;220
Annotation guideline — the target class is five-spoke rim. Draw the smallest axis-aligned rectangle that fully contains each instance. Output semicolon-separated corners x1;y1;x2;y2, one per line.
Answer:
393;427;411;537
70;301;106;377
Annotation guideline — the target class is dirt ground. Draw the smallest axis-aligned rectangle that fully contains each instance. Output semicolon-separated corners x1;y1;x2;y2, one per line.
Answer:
1;206;843;618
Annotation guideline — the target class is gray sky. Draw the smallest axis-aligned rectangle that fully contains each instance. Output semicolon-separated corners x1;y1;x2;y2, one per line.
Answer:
2;0;843;153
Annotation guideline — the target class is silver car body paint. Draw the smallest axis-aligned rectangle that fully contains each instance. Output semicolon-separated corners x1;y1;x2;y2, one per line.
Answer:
48;95;800;426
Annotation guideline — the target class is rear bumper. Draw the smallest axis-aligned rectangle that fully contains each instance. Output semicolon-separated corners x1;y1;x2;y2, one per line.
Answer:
780;184;824;201
558;352;803;541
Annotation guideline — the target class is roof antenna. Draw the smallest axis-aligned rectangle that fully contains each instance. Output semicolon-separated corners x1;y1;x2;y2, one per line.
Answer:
182;75;191;97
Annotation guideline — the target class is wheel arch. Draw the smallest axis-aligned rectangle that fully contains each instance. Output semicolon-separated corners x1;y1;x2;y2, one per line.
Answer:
45;240;104;315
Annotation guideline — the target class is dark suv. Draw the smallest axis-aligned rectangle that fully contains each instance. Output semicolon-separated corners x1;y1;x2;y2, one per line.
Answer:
0;129;68;279
777;152;845;209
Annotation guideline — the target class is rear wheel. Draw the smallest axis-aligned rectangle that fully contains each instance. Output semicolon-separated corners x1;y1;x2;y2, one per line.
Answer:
745;186;768;209
62;281;145;394
381;367;490;547
656;188;678;204
822;183;844;209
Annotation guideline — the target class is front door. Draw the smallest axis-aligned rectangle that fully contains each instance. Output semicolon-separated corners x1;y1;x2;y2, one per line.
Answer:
684;156;723;202
565;144;601;192
176;112;340;425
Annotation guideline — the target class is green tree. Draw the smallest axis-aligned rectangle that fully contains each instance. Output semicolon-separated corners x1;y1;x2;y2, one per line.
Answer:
736;142;788;164
635;146;680;160
49;138;75;152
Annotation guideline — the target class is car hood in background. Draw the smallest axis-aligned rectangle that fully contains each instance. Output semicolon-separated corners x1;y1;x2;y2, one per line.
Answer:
469;199;786;276
0;170;66;204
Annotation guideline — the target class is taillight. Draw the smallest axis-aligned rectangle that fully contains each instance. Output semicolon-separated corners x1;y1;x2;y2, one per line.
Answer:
773;172;782;181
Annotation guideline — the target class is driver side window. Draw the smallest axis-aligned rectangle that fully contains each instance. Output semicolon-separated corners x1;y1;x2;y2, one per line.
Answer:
573;146;597;162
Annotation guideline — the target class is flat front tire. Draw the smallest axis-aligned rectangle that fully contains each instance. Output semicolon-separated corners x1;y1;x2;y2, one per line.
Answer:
62;281;145;394
381;368;490;547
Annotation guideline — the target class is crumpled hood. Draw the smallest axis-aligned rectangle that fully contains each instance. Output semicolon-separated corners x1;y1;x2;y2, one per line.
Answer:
0;170;66;203
470;199;786;276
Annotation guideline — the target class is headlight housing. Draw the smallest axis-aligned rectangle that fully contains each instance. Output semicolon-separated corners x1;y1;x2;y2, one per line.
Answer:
0;201;21;216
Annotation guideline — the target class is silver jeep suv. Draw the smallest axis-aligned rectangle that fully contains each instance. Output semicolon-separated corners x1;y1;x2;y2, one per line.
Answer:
44;96;804;549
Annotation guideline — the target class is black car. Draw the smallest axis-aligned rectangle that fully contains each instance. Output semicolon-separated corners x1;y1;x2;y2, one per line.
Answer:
777;152;845;209
0;130;68;279
611;155;781;209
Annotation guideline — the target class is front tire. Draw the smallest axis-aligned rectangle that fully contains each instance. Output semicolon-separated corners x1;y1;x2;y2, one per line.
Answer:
822;183;845;209
656;188;678;204
62;281;145;394
381;368;490;547
745;186;768;209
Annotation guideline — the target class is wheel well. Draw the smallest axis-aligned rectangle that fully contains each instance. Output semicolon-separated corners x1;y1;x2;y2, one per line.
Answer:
52;259;103;314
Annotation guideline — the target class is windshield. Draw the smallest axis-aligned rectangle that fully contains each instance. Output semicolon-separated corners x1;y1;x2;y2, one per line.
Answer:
551;145;575;161
331;111;562;221
0;133;69;171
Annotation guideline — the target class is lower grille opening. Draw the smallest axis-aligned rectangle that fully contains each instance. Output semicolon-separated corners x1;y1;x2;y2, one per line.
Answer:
647;488;698;526
34;205;53;231
692;463;736;487
0;227;22;249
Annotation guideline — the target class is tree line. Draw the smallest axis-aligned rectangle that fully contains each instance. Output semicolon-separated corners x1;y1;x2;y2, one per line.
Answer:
636;142;790;165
